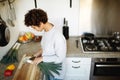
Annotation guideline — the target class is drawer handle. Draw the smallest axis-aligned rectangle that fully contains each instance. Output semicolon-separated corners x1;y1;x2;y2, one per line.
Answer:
72;60;80;63
72;66;80;68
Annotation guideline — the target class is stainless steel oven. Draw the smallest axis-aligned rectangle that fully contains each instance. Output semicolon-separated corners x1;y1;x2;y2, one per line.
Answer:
90;58;120;80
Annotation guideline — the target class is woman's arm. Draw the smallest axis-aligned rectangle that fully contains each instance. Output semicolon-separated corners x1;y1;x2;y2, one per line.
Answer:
33;49;43;57
32;49;43;65
32;57;43;65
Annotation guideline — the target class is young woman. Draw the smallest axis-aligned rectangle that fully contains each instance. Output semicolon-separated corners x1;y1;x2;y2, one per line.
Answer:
24;8;66;80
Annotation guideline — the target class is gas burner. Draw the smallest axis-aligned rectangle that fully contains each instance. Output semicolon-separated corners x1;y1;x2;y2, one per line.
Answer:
85;44;97;51
116;47;120;51
81;36;120;52
111;39;120;44
82;38;95;44
100;46;108;51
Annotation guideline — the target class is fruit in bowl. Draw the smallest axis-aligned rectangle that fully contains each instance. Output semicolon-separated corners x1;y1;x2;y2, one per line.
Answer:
18;32;35;43
25;32;32;39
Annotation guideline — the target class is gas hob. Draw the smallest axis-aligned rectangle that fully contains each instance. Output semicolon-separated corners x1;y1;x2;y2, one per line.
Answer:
80;37;120;53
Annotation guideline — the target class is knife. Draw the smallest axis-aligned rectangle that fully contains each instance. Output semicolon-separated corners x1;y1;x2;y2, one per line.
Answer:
24;56;35;64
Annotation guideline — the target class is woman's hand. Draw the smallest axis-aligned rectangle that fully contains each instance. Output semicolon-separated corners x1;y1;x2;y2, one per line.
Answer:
34;49;43;57
32;57;43;65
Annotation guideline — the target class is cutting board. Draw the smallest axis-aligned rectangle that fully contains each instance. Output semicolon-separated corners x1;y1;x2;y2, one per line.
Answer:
12;54;41;80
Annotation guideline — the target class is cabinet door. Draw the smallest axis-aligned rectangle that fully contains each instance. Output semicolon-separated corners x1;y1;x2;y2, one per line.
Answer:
65;75;90;80
37;0;80;36
66;58;91;65
66;63;90;75
65;58;91;80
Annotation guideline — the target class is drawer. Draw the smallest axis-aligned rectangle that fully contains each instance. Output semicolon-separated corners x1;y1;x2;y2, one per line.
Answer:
66;58;91;65
66;64;91;75
65;75;90;80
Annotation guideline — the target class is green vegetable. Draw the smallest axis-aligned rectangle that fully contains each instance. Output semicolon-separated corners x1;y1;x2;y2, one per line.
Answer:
0;42;21;64
38;62;62;80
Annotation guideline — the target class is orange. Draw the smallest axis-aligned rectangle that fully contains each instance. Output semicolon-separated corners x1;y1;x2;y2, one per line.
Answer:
23;35;28;41
18;36;23;41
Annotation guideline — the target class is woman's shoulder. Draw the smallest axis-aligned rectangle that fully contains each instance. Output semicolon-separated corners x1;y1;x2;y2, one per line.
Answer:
54;29;64;38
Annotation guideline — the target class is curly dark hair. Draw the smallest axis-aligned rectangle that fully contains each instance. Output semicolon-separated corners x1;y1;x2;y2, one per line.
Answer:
24;8;48;27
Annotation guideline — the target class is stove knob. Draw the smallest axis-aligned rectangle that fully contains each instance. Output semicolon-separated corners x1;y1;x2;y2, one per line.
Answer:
100;59;103;62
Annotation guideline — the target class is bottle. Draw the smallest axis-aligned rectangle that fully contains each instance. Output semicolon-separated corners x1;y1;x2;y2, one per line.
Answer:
63;18;69;40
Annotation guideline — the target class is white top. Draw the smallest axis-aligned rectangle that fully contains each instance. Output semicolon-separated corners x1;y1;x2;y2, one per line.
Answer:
41;26;66;79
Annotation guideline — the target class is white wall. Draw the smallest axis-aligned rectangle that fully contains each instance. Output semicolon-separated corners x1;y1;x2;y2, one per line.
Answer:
14;0;80;36
14;0;41;35
79;0;93;34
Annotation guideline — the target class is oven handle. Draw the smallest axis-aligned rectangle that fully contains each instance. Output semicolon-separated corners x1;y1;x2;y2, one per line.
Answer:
96;64;120;67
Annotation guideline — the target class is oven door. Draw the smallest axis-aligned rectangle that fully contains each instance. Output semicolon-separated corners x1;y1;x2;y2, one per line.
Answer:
90;58;120;80
94;62;120;76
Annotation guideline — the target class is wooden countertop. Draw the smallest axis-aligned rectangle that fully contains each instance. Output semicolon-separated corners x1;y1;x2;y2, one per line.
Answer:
13;54;41;80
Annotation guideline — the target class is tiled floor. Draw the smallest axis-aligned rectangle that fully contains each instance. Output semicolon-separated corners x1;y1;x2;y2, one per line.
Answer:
0;63;18;80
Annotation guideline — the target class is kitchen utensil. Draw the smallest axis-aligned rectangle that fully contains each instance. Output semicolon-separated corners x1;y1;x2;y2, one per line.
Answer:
85;44;97;51
13;54;41;80
70;0;72;8
63;18;69;39
0;16;9;46
76;40;79;48
82;32;94;38
7;0;16;27
23;55;36;64
34;0;37;8
82;32;95;44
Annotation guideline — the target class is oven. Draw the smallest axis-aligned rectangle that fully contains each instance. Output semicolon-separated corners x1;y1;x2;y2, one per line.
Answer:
90;58;120;80
80;33;120;80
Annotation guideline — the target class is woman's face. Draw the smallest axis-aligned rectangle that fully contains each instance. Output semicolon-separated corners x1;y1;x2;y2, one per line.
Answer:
31;23;44;32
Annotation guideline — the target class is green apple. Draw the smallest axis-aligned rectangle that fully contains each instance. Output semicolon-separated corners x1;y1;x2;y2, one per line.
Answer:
25;32;32;39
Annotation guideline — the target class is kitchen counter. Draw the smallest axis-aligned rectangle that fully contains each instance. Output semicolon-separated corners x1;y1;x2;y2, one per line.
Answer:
9;36;120;80
67;36;120;58
18;36;120;60
18;41;41;61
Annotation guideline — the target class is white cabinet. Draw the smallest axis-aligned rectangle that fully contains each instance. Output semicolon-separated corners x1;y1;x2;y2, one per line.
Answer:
37;0;80;36
65;57;91;80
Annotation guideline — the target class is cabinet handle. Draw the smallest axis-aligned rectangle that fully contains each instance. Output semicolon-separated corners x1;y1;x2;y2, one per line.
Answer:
72;60;80;63
72;66;80;68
